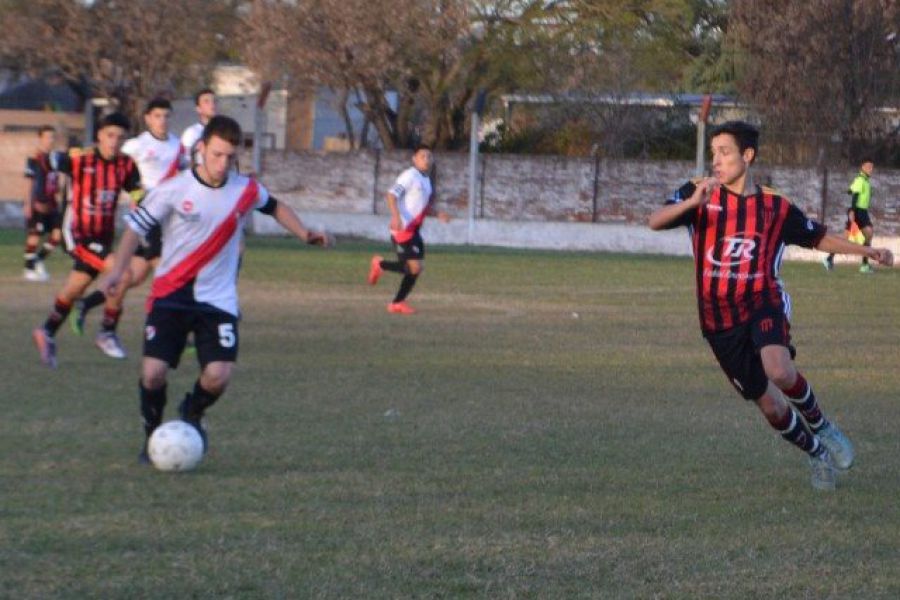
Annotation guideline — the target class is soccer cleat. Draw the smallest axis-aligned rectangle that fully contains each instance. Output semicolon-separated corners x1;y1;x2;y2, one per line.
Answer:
32;327;57;368
94;331;127;359
387;301;416;315
367;255;384;285
808;448;836;491
23;268;48;282
859;264;874;274
817;422;854;470
70;299;87;336
178;396;208;454
35;260;49;280
138;442;152;466
821;256;834;271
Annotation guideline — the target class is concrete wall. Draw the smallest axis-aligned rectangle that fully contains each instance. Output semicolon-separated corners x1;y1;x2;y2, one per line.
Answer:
259;150;900;235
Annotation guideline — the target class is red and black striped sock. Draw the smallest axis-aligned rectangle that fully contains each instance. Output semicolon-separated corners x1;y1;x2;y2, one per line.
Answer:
771;408;821;456
43;297;72;335
101;307;122;333
780;373;827;432
24;242;38;269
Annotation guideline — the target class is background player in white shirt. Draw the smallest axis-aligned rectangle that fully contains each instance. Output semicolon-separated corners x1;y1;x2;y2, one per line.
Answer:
100;116;332;463
367;145;449;314
180;88;216;166
74;98;186;337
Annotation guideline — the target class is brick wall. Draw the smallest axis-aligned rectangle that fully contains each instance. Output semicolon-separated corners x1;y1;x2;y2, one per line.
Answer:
259;150;900;235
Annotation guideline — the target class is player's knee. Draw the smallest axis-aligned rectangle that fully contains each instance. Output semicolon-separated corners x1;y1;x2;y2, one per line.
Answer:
765;364;795;389
141;369;167;391
406;261;422;276
200;364;232;395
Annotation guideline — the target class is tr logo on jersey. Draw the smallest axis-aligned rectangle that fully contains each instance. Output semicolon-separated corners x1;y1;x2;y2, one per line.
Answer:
706;233;760;267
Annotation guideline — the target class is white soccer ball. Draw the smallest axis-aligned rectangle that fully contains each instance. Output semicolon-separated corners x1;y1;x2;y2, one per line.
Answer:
148;420;204;472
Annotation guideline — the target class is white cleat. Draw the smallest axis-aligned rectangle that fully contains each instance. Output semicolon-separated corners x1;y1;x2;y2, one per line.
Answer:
808;448;836;491
35;260;49;281
23;268;48;282
817;422;854;470
95;331;127;359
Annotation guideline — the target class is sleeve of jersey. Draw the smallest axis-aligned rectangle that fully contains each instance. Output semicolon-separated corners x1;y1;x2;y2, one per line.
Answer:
125;188;169;237
389;171;411;199
782;204;827;248
659;181;697;229
24;159;36;178
253;183;273;213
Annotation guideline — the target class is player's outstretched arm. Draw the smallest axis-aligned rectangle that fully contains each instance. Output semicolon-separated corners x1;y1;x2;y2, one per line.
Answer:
98;228;142;296
648;177;717;231
272;200;333;247
816;234;893;266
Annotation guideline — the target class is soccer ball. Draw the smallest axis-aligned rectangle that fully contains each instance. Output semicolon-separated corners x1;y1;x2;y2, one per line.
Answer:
148;420;204;472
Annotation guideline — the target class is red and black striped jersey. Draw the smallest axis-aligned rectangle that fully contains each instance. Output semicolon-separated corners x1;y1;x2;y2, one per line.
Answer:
664;181;827;333
60;148;140;244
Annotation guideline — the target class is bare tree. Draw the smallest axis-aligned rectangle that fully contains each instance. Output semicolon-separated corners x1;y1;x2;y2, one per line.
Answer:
240;0;538;150
731;0;900;162
0;0;236;125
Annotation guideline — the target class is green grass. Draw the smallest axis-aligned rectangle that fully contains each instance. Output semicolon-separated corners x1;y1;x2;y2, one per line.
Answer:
1;227;899;598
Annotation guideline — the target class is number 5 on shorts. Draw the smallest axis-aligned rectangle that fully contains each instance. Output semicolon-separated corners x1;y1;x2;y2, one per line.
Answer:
218;323;236;348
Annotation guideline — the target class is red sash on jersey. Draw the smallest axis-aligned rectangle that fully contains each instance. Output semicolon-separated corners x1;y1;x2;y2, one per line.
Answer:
161;146;185;182
145;179;258;312
391;209;427;243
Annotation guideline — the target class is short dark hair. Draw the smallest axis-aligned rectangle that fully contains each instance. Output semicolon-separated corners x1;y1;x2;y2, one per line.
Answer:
413;144;432;154
194;88;215;105
96;112;130;133
860;157;874;165
145;97;172;114
201;115;242;146
37;125;55;137
709;121;759;161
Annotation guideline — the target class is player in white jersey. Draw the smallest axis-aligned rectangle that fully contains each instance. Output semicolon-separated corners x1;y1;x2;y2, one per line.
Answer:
72;98;186;346
367;145;450;314
100;116;332;463
180;88;216;166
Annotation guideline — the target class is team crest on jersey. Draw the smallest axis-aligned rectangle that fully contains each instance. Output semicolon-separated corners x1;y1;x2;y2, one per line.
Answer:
182;199;194;213
178;199;200;221
145;325;156;341
706;232;761;267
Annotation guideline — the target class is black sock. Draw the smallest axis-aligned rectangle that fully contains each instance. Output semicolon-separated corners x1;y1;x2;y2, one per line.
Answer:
380;260;406;273
100;307;122;333
862;256;869;265
140;381;167;437
182;380;221;421
826;254;834;264
82;290;106;311
393;273;418;303
43;297;72;335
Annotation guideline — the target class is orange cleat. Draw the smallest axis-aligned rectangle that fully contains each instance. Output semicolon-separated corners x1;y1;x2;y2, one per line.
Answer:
387;301;416;315
368;255;384;285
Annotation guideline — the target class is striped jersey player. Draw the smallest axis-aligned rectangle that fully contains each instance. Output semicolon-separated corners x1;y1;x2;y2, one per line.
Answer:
73;98;188;337
99;115;331;464
32;112;141;368
649;120;893;491
367;145;450;314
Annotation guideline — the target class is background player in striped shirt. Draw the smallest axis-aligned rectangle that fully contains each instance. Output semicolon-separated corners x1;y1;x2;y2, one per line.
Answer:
649;121;893;491
22;126;65;281
32;112;141;368
98;116;331;463
73;98;186;334
367;145;450;314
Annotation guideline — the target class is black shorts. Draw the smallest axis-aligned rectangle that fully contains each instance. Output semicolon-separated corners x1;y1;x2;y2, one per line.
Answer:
392;231;425;261
704;309;796;400
144;305;239;369
69;239;111;279
26;210;61;236
852;208;872;229
135;225;162;261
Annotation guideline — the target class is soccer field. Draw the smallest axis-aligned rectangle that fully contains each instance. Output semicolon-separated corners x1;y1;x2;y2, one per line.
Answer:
1;228;899;598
